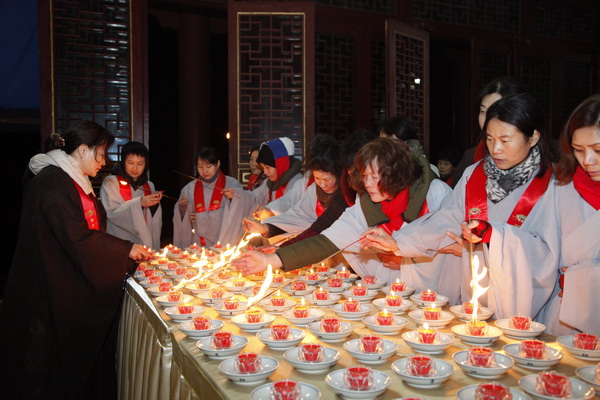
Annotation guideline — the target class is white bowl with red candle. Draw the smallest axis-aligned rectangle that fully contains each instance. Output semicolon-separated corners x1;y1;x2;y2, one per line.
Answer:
323;278;352;293
342;289;378;303
218;354;279;386
451;321;502;346
408;309;455;328
362;314;409;335
256;326;305;350
381;284;415;298
224;279;256;293
325;368;391;399
519;372;596;400
304;292;341;307
195;334;248;360
331;302;372;320
212;300;248;318
231;312;276;333
557;334;600;361
402;329;454;354
503;343;563;370
250;381;321;400
356;276;386;290
195;289;235;305
179;318;224;338
282;281;315;297
343;337;398;365
258;297;296;314
449;304;494;321
156;293;194;308
456;383;532;400
185;282;218;294
307;320;355;343
164;304;205;322
575;365;600;392
453;349;514;379
494;318;546;339
282;307;325;327
283;344;340;374
410;291;449;308
138;274;169;288
391;357;454;389
372;297;412;315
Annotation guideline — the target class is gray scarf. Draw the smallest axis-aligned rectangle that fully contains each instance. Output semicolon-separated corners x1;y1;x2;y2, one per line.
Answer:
484;146;540;203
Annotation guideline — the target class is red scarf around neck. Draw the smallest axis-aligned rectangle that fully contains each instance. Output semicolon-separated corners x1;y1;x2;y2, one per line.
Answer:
74;181;100;230
378;187;429;234
194;171;226;213
116;175;152;201
573;165;600;210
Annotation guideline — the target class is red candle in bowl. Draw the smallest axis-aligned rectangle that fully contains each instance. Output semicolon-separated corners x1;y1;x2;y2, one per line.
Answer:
351;284;367;296
298;343;324;362
466;320;488;336
344;366;373;391
271;324;291;340
144;268;156;277
272;273;285;284
313;288;330;300
359;335;383;353
170;247;181;255
342;298;360;312
574;333;599;350
475;383;512;400
168;291;183;302
223;297;239;310
137;263;148;271
536;371;571;397
217;270;231;280
337;269;351;279
212;331;233;349
235;352;262;373
193;315;211;330
462;302;481;315
468;347;495;367
233;278;248;287
178;303;194;314
321;317;341;333
362;276;376;285
385;293;402;307
520;339;547;359
209;289;225;299
293;305;309;318
305;270;319;281
510;315;532;330
407;355;435;376
175;267;187;276
270;293;287;307
196;280;211;290
290;281;307;291
418;325;437;344
390;281;406;292
327;278;343;288
315;264;329;273
423;307;441;320
420;290;437;302
270;380;300;400
376;310;394;326
147;276;162;285
245;309;263;323
159;282;173;292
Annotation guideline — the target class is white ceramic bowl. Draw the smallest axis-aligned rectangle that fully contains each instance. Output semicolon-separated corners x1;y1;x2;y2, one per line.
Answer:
323;282;352;293
391;358;454;389
355;279;387;290
223;281;256;293
456;385;532;400
156;294;194;308
503;343;563;370
494;319;546;339
179;319;224;338
218;355;278;386
408;310;454;327
250;382;321;400
230;313;276;332
449;304;494;321
381;285;415;298
164;305;205;322
283;346;340;374
299;275;327;285
409;293;449;308
258;298;296;313
195;290;235;305
256;327;306;350
402;330;454;354
331;303;372;320
195;335;248;359
325;369;390;399
453;350;514;379
307;321;355;343
185;282;218;294
212;301;248;318
139;276;170;288
147;285;174;297
451;324;502;346
361;315;409;335
282;308;325;327
341;289;378;302
372;298;412;314
575;366;600;391
281;284;315;297
557;335;600;361
343;339;397;365
336;273;359;283
519;373;596;400
304;293;341;307
269;278;292;288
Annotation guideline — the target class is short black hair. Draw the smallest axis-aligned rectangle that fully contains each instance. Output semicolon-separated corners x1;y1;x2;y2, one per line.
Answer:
305;135;341;175
380;116;417;141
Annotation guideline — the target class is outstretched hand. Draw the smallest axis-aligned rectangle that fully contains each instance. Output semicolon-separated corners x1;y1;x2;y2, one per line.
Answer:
243;217;268;234
230;250;282;275
129;244;152;262
358;227;399;253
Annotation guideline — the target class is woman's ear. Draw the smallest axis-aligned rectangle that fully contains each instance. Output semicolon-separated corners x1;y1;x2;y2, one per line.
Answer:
530;130;541;147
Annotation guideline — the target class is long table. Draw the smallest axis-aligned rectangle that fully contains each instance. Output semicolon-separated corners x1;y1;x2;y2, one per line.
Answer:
117;278;597;399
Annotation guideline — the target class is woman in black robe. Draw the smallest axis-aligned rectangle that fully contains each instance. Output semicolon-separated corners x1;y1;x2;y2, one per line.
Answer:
0;121;151;399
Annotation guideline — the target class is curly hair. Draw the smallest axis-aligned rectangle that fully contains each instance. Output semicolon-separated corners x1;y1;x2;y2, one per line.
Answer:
556;94;600;184
351;137;421;198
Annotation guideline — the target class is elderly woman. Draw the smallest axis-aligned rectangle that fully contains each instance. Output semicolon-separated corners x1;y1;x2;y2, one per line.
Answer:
233;137;459;300
361;93;560;319
100;141;163;250
173;146;243;248
0;120;150;398
538;94;600;335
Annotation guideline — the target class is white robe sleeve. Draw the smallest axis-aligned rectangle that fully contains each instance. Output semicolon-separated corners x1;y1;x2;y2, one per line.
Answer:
263;183;319;234
267;173;310;215
172;181;195;248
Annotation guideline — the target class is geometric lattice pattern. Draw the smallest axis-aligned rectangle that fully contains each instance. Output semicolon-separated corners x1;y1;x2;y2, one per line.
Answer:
315;0;397;14
479;50;509;88
413;0;520;32
534;1;596;42
392;33;426;144
237;13;305;169
522;57;552;132
51;0;131;161
563;61;592;123
315;33;356;139
371;40;386;133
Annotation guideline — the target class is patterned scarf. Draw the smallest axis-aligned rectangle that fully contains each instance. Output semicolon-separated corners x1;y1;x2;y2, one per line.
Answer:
484;145;540;203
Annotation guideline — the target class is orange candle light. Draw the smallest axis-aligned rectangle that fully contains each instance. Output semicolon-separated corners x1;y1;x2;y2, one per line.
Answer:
376;309;394;326
270;290;286;306
385;291;402;307
341;298;360;312
418;323;437;344
178;303;194;314
390;279;406;292
337;267;350;279
313;287;330;300
420;289;437;302
245;308;263;323
305;269;319;281
293;298;309;318
466;320;488;336
423;306;441;320
351;283;367;296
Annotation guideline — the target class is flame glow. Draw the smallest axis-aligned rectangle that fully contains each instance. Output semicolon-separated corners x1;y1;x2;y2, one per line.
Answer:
469;255;489;323
246;264;274;306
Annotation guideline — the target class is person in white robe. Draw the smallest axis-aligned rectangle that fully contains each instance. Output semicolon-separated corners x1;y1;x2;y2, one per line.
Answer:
361;93;560;319
233;137;462;302
538;94;600;335
172;147;243;248
100;141;163;250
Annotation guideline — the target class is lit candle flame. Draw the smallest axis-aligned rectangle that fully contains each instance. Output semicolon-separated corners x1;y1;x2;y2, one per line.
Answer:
469;255;489;323
246;264;274;307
